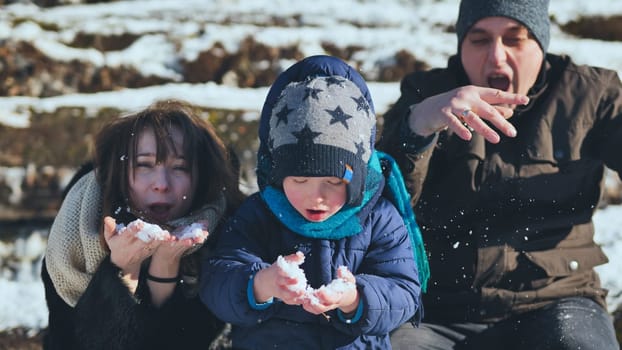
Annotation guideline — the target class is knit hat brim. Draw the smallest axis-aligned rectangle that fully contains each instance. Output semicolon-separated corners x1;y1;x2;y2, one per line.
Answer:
270;142;366;206
456;0;550;52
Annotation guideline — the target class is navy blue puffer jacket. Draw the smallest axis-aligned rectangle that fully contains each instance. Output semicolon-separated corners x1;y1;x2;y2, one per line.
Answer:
201;193;421;349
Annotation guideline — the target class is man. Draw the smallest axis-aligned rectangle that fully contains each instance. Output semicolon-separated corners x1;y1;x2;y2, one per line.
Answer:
378;0;621;349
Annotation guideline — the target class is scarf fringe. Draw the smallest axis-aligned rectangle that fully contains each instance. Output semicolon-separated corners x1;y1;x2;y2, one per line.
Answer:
378;151;430;292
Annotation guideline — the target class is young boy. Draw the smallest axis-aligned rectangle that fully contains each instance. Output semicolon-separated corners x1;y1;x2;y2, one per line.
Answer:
200;55;425;349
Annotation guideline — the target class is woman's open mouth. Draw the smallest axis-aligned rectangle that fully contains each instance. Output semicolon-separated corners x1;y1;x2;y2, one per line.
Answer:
148;203;173;223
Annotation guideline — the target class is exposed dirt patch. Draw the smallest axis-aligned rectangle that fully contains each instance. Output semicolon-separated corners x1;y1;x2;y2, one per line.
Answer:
557;15;622;42
181;37;304;87
0;41;172;97
1;33;429;98
0;328;43;350
0;325;234;350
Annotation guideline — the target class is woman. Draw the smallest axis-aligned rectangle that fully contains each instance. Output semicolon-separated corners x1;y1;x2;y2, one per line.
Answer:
41;99;244;350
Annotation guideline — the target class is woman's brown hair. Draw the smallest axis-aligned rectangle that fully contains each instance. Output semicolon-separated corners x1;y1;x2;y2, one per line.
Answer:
94;99;245;230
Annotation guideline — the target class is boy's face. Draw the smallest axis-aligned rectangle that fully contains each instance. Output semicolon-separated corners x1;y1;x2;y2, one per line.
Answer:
128;125;197;224
460;16;544;107
283;176;347;222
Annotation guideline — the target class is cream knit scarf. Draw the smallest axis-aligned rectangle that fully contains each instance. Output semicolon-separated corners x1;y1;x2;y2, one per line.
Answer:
45;171;226;307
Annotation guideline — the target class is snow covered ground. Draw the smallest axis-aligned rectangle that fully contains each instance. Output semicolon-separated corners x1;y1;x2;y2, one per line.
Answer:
1;0;622;332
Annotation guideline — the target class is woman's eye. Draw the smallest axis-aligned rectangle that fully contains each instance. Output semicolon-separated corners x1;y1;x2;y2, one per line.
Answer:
171;160;190;171
135;162;153;168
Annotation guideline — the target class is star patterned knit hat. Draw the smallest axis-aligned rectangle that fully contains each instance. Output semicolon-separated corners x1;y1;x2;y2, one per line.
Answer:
456;0;550;52
267;75;375;206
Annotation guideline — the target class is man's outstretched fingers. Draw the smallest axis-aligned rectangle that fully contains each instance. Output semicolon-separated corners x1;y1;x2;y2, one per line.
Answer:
484;88;529;106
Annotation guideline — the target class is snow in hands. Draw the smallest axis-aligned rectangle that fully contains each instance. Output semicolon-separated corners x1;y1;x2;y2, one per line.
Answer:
275;252;356;305
116;219;205;242
176;223;207;240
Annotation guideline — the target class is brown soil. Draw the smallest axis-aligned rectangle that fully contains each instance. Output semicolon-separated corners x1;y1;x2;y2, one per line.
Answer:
2;317;620;349
0;328;43;350
0;325;233;350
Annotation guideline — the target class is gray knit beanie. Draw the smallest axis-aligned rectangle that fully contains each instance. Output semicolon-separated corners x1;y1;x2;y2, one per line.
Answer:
268;75;375;206
456;0;550;52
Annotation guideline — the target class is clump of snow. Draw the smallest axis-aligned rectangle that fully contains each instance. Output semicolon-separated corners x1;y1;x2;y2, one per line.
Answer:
276;252;308;293
276;253;356;305
309;266;356;305
175;222;206;240
116;219;206;242
116;219;170;242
